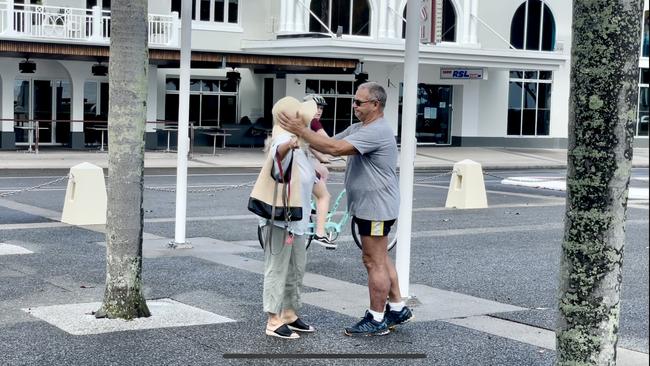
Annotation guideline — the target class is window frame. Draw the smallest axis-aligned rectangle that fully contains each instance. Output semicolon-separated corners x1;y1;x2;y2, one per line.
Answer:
172;0;242;31
308;0;371;37
510;0;556;51
165;77;239;127
507;70;553;137
304;78;355;135
637;68;649;137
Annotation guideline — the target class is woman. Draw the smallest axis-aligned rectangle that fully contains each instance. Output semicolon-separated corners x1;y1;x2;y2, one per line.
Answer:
260;97;317;339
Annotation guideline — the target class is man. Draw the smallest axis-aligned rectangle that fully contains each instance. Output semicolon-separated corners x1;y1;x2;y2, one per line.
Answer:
278;82;413;336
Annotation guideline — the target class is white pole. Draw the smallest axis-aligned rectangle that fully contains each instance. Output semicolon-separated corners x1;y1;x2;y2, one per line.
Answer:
173;0;192;247
396;0;421;298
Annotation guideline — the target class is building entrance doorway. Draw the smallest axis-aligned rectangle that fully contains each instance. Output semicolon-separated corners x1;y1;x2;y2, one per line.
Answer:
14;79;71;146
398;84;453;145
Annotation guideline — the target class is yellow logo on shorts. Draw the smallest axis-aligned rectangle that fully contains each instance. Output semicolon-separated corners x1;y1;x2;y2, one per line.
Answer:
370;221;384;236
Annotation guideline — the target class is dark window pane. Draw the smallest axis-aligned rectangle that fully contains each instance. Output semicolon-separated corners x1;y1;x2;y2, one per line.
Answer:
524;71;538;79
228;0;238;23
641;68;649;84
541;4;556;51
522;109;536;135
638;86;649;136
525;0;541;50
337;81;352;95
201;95;219;126
305;79;319;94
100;82;109;119
523;82;537;108
219;95;237;122
441;0;456;42
537;83;551;109
335;98;353;134
166;78;179;91
508;82;523;108
214;0;224;22
171;0;181;14
204;79;219;92
192;0;197;20
536;109;550;135
332;0;351;35
83;81;97;116
165;93;179;122
351;0;370;36
190;79;203;91
539;71;552;80
402;6;406;39
200;0;210;21
189;94;201;124
309;0;329;33
510;71;523;79
320;97;335;136
507;109;522;135
510;4;525;49
320;80;336;94
221;79;237;92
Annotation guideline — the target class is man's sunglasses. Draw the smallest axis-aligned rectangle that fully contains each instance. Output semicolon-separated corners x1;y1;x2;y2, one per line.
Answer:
353;99;377;106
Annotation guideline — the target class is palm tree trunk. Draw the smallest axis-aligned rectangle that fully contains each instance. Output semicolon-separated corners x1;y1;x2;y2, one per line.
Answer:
95;0;150;320
556;0;643;364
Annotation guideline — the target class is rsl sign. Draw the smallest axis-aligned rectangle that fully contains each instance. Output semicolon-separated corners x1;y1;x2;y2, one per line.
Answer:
440;68;486;80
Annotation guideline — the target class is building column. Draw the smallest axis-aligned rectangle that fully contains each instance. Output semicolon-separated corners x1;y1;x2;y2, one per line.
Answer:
378;0;388;38
294;0;305;32
286;0;295;32
463;0;471;43
145;65;159;150
0;60;17;149
70;76;86;149
387;0;397;38
469;0;478;44
279;0;288;33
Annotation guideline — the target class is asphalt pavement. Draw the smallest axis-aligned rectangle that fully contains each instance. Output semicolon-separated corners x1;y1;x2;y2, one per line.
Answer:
0;147;648;366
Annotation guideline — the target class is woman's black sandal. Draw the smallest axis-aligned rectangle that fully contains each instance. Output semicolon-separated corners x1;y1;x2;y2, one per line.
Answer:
265;324;299;339
286;318;315;332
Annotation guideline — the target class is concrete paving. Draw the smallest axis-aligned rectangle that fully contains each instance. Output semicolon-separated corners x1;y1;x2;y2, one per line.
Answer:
0;148;648;365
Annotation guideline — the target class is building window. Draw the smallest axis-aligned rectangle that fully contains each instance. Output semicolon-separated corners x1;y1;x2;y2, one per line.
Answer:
638;68;649;137
507;71;552;136
171;0;238;23
305;79;354;135
309;0;370;36
165;77;238;127
401;0;456;42
510;0;555;51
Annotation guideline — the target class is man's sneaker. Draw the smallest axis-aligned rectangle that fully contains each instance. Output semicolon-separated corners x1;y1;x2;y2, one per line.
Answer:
312;234;337;249
384;304;413;329
344;311;390;337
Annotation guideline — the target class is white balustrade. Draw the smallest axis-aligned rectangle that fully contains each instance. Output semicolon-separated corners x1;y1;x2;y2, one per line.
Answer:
0;2;176;46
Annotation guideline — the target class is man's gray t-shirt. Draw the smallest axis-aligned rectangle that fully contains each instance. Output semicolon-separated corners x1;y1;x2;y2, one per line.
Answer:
334;117;399;221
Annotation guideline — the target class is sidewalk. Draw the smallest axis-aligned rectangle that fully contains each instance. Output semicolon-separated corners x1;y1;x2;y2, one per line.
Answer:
1;146;648;171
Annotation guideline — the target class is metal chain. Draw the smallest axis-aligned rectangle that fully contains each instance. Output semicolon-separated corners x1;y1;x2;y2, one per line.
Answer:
144;180;256;194
414;170;454;183
0;175;69;198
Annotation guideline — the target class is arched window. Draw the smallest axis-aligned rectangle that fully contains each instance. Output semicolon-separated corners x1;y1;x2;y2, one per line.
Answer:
402;0;456;42
510;0;555;51
309;0;371;36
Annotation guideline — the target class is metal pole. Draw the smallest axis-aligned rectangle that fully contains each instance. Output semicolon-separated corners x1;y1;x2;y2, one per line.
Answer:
173;0;192;247
396;0;421;298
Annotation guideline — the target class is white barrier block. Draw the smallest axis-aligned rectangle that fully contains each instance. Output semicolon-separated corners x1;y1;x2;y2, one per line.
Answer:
61;162;107;225
445;159;488;209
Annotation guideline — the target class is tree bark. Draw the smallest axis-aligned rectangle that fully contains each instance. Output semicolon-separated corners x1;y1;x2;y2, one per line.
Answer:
96;0;151;320
556;1;643;365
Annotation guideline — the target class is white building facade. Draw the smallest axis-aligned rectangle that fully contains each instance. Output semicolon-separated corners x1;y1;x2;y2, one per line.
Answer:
0;0;648;150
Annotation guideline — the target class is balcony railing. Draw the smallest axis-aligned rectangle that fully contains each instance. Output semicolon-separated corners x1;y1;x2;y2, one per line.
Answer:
0;2;178;47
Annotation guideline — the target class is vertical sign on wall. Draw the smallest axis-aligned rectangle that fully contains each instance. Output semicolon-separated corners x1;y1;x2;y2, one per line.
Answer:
419;0;443;44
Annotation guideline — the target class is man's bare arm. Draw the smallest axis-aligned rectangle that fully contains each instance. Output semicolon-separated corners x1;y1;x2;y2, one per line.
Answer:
278;112;357;156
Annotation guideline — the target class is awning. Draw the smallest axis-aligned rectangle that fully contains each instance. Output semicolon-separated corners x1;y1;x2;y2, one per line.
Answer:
0;40;358;71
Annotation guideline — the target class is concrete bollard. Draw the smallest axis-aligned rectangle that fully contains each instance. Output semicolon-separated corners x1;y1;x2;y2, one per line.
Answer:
61;162;107;225
445;159;488;209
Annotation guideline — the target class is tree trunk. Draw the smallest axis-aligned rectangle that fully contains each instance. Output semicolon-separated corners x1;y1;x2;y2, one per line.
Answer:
556;1;643;365
95;0;150;320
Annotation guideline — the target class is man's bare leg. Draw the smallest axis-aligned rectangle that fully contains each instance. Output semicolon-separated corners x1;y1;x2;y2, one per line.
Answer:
361;235;391;312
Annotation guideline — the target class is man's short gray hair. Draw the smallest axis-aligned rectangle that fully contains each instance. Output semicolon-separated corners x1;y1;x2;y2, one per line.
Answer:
358;81;387;108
